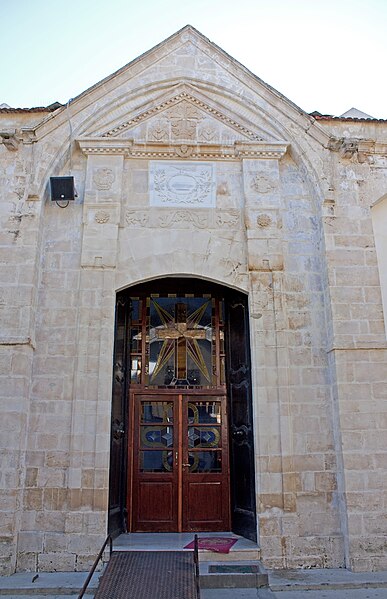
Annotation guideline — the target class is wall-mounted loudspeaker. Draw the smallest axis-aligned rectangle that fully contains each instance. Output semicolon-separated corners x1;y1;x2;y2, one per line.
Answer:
50;177;75;202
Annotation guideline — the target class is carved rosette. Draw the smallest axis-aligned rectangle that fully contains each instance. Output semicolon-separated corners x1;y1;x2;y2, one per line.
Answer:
257;214;272;228
94;210;110;224
93;168;115;190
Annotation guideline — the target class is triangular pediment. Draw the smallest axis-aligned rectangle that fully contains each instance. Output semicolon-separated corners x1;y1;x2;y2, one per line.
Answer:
97;89;266;144
34;25;330;150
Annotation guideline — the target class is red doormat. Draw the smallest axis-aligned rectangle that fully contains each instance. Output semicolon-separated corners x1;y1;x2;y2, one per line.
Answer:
184;537;238;553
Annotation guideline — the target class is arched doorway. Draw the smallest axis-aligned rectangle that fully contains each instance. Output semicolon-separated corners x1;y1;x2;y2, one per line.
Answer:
108;278;257;541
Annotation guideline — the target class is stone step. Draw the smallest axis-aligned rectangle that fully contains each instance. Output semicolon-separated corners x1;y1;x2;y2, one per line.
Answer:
113;532;261;562
198;547;260;562
199;560;268;589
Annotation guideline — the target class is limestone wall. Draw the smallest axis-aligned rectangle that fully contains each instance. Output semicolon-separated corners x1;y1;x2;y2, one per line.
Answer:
319;131;387;571
0;26;387;575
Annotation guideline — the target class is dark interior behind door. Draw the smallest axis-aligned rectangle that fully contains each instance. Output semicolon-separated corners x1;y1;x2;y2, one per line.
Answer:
108;296;129;535
225;294;257;542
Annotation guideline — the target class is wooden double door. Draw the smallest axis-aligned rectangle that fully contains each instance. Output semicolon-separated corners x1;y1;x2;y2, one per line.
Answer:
130;391;230;532
109;280;257;541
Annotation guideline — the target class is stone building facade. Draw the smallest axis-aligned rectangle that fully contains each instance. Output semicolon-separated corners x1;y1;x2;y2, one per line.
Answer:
1;26;386;575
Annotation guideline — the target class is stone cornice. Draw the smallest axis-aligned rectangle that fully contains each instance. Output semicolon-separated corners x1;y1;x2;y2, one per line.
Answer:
234;142;288;159
327;137;387;160
77;138;289;160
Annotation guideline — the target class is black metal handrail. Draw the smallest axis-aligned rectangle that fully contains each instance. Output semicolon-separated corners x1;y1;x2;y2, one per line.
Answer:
77;534;113;599
194;534;200;599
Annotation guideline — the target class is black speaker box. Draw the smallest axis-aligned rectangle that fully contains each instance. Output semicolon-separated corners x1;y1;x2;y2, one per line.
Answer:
50;177;75;201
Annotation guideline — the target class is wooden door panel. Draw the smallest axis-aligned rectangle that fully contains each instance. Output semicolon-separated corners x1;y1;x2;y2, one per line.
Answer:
131;392;230;532
182;395;230;532
131;394;178;532
136;481;176;527
185;481;224;527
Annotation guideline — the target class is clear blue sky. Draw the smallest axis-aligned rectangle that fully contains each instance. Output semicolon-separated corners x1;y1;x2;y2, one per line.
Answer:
1;0;386;118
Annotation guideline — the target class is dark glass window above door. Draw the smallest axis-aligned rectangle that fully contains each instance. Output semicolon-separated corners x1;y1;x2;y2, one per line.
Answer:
129;293;225;389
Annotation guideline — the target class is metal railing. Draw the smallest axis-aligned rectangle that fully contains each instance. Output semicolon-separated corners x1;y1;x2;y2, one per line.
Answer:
194;534;200;599
77;535;113;599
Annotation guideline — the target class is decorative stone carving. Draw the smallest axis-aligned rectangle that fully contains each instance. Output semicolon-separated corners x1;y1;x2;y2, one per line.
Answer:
158;211;208;229
198;123;216;142
125;210;149;227
175;144;194;158
78;138;288;161
257;214;272;227
250;174;276;194
165;100;205;140
216;210;240;228
150;161;216;207
93;168;115;190
94;210;110;224
101;91;263;141
148;119;169;142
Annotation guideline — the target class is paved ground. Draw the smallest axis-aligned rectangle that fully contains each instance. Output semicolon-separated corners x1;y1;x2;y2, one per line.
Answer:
0;596;95;599
202;589;387;598
200;566;387;598
0;570;99;596
6;591;386;599
1;567;387;598
273;591;387;598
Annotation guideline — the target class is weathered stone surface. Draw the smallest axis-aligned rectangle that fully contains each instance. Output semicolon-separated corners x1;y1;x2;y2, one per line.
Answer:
1;26;387;575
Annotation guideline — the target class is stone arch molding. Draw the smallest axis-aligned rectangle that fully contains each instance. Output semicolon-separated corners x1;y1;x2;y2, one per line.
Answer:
371;194;387;337
114;245;250;296
115;271;249;297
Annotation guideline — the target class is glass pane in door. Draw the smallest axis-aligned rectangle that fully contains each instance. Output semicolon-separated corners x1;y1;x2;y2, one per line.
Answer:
146;297;213;387
139;400;174;472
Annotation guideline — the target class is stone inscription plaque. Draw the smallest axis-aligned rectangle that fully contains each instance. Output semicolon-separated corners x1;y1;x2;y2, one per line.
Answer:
149;161;216;208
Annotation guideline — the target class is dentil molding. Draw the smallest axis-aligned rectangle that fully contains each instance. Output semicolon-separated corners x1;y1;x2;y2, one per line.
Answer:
77;138;288;160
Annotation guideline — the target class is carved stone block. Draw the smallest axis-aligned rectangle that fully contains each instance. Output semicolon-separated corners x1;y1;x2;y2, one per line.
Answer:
149;161;216;208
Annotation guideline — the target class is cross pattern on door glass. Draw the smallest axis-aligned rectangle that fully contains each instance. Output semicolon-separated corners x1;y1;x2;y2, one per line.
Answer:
149;298;212;386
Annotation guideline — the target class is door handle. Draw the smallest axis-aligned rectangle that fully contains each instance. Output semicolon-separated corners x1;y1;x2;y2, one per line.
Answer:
182;463;191;467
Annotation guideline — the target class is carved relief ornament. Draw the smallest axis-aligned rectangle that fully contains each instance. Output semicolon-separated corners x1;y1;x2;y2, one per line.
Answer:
257;214;272;227
94;210;110;224
93;167;115;190
158;211;208;229
101;91;262;141
250;173;276;194
166;100;204;139
125;210;149;227
149;161;216;208
216;210;240;228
